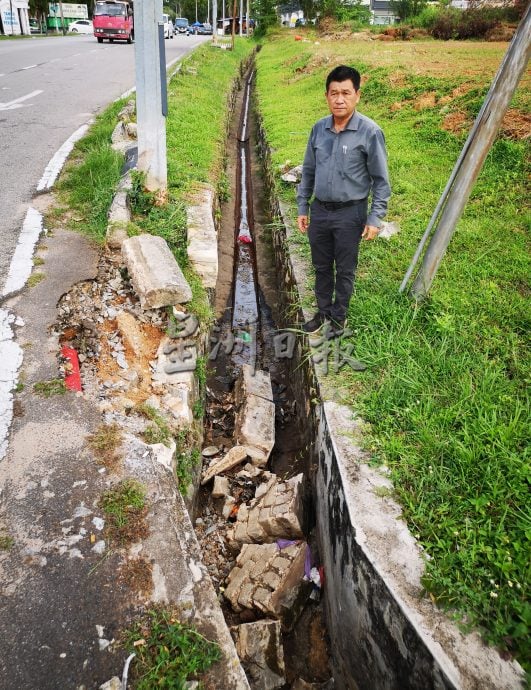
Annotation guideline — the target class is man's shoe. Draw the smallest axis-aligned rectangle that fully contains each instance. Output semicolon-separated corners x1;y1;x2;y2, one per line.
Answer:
325;319;346;339
303;313;326;334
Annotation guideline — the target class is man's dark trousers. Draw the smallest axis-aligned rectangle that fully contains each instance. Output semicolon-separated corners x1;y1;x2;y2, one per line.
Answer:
307;198;368;323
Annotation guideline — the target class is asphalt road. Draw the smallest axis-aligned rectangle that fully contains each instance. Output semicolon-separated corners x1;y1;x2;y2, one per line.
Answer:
0;33;208;291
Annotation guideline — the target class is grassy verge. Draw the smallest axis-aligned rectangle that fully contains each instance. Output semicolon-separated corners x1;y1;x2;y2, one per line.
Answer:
256;32;530;670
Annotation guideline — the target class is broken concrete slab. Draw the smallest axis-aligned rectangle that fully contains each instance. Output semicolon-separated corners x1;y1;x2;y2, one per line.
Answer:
187;184;218;289
228;474;304;545
234;366;275;465
224;542;310;630
235;364;274;406
161;386;193;427
232;620;285;690
201;445;250;485
152;337;197;387
122;235;192;310
212;475;230;498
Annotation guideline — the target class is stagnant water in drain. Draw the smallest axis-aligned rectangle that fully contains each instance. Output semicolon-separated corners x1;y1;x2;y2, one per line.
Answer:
194;68;333;687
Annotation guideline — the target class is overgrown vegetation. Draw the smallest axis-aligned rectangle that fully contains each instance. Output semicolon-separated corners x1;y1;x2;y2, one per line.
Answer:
124;607;221;689
256;35;530;671
175;428;200;495
100;479;148;547
54;100;124;239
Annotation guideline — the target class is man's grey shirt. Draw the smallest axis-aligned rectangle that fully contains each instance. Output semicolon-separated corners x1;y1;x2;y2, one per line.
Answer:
296;111;391;228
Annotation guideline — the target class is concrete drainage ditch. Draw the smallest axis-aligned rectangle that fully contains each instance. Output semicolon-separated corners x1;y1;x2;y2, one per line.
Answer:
194;67;333;689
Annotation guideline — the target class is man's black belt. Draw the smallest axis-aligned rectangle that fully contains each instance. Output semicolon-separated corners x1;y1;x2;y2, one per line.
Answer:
315;198;366;210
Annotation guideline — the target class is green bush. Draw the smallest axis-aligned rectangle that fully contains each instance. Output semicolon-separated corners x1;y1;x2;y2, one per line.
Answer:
408;4;441;29
431;9;499;40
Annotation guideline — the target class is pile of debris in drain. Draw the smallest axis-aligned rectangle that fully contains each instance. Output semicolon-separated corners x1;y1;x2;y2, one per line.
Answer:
197;365;332;689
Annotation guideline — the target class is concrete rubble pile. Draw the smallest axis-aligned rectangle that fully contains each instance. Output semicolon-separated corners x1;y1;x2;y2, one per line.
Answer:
198;367;314;688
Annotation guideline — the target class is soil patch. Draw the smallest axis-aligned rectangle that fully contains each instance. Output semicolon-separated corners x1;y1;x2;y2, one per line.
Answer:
441;110;470;134
500;108;530;140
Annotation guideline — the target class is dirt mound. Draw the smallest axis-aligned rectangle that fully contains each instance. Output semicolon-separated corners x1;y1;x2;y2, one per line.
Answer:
442;110;469;134
414;92;437;110
317;16;352;40
500;109;531;140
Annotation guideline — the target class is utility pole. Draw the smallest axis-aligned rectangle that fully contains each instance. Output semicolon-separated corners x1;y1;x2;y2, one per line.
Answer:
246;0;249;35
135;0;168;193
406;5;531;300
239;0;242;35
9;0;14;34
59;0;66;34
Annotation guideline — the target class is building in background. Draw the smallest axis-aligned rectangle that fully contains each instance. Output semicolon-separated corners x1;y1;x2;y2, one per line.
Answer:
0;0;31;34
47;2;87;31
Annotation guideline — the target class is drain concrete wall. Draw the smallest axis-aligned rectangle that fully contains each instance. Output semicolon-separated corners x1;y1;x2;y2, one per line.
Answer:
254;113;525;690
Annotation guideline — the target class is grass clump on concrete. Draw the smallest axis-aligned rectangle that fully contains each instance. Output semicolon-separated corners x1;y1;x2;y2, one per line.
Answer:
0;534;14;550
27;272;45;287
100;479;148;547
136;403;172;447
124;607;221;689
256;34;530;669
87;423;123;469
33;378;66;397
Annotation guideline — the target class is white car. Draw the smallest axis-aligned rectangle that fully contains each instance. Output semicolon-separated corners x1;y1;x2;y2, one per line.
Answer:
163;14;174;39
68;19;93;34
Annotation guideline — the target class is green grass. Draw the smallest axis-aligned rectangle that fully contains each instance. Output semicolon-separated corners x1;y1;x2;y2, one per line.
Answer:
0;535;14;550
33;378;67;397
27;272;45;287
124;607;221;689
174;428;200;496
54;100;125;240
100;479;148;547
136;403;172;447
256;34;530;670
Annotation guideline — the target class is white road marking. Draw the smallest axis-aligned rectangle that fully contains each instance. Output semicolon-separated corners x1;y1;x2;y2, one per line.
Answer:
21;64;37;70
0;89;43;111
36;122;90;191
0;308;23;461
2;207;44;298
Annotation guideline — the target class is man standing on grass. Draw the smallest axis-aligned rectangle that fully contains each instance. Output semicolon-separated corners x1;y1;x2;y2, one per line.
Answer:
297;65;391;338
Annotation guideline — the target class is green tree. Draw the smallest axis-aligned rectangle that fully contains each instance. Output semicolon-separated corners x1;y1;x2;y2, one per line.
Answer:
390;0;427;21
253;0;277;34
29;0;48;25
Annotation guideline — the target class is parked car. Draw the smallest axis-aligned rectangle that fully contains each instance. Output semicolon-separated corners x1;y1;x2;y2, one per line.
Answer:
29;18;40;33
174;17;189;34
196;22;212;34
163;13;174;38
68;19;93;34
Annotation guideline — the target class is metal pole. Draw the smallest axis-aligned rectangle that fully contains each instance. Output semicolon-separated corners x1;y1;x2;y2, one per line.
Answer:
231;0;236;47
134;0;168;192
409;5;531;300
239;0;242;36
246;0;249;35
9;0;14;34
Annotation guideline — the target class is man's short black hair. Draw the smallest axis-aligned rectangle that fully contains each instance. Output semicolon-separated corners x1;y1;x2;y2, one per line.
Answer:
326;65;361;92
